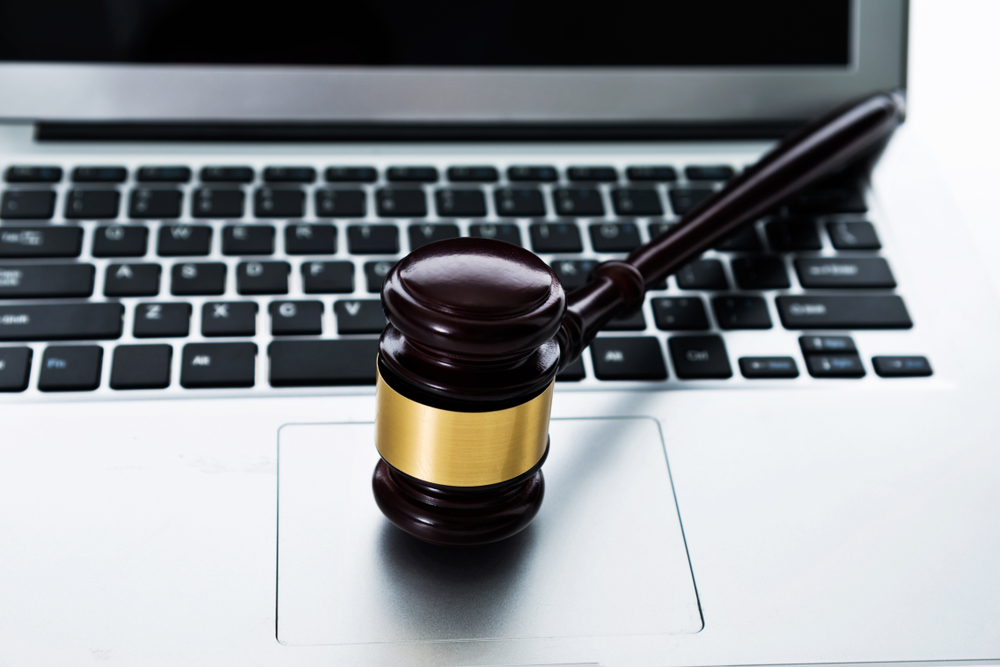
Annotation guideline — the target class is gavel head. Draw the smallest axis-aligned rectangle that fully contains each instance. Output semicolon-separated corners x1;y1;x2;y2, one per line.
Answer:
372;236;566;546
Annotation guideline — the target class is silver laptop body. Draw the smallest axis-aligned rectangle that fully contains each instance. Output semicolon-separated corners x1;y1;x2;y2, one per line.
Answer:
3;1;1000;665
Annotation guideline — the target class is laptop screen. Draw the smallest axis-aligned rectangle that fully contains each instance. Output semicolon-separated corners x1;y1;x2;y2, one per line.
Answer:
0;0;849;67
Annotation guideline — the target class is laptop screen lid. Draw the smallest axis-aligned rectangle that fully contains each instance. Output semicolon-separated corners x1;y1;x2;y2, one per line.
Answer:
0;0;906;126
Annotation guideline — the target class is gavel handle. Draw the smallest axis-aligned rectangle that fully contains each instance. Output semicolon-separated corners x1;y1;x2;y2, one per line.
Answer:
556;91;906;370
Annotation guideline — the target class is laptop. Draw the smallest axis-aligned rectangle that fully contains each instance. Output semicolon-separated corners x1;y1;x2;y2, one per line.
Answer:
3;0;1000;664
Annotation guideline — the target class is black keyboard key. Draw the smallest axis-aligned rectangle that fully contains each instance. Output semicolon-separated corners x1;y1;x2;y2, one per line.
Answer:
200;166;254;183
554;188;604;216
316;189;366;217
222;225;275;255
731;257;790;289
285;224;335;254
648;221;674;238
347;224;399;254
110;344;172;389
507;166;557;182
567;166;617;182
435;189;487;217
192;188;245;218
795;257;895;289
0;226;82;258
5;166;62;183
714;225;763;252
137;166;191;183
651;297;710;331
589;222;641;252
38;345;103;391
827;221;881;250
181;343;257;388
0;346;32;391
408;223;460;250
530;223;583;253
677;259;729;290
611;188;663;216
134;303;191;338
872;356;933;378
556;357;586;382
0;263;94;298
128;188;182;219
799;335;857;354
605;308;646;331
263;167;316;183
157;224;212;256
685;165;733;181
72;166;127;183
387;167;439;183
805;354;866;378
202;302;257;337
65;189;120;219
668;188;713;216
302;261;354;293
776;295;913;329
0;303;123;341
494;188;546;217
171;262;226;295
447;166;499;182
765;220;822;251
104;263;160;297
788;186;867;215
236;261;289;295
270;300;323;335
1;190;56;220
268;339;379;386
376;189;427;217
325;166;377;183
626;166;677;182
254;188;305;217
739;356;799;379
668;335;732;379
712;296;772;329
590;337;667;380
550;259;597;291
364;260;396;293
469;223;521;246
335;299;386;334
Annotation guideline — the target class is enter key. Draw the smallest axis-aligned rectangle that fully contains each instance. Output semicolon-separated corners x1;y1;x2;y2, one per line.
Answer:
794;257;896;288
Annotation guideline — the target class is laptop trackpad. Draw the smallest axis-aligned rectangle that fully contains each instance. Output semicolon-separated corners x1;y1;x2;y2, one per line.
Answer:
277;418;701;645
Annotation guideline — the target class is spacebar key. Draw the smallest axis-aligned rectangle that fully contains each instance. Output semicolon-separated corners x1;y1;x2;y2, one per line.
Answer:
776;295;912;329
0;303;124;341
269;339;379;386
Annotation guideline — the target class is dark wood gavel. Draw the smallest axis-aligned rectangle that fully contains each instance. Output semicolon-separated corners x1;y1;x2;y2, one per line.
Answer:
371;92;904;546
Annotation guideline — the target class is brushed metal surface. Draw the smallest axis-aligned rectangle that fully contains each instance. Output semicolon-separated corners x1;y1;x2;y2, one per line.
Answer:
277;418;701;645
0;0;905;123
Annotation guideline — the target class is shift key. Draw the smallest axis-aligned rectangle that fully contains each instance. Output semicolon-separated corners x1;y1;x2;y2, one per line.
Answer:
776;295;912;329
0;303;123;341
0;263;94;298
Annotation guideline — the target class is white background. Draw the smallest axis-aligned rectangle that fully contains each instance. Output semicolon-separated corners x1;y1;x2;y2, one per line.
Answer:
907;0;1000;296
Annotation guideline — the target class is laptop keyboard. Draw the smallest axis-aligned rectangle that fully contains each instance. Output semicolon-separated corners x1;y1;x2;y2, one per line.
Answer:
0;155;933;395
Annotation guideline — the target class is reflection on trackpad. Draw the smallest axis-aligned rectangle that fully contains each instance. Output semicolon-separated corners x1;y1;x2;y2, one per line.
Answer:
277;418;701;646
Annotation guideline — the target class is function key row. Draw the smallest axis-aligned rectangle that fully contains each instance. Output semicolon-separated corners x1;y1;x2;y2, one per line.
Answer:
3;164;738;185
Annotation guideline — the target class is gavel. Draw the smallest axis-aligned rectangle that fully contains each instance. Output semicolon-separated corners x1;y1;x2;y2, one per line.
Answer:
371;92;904;546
